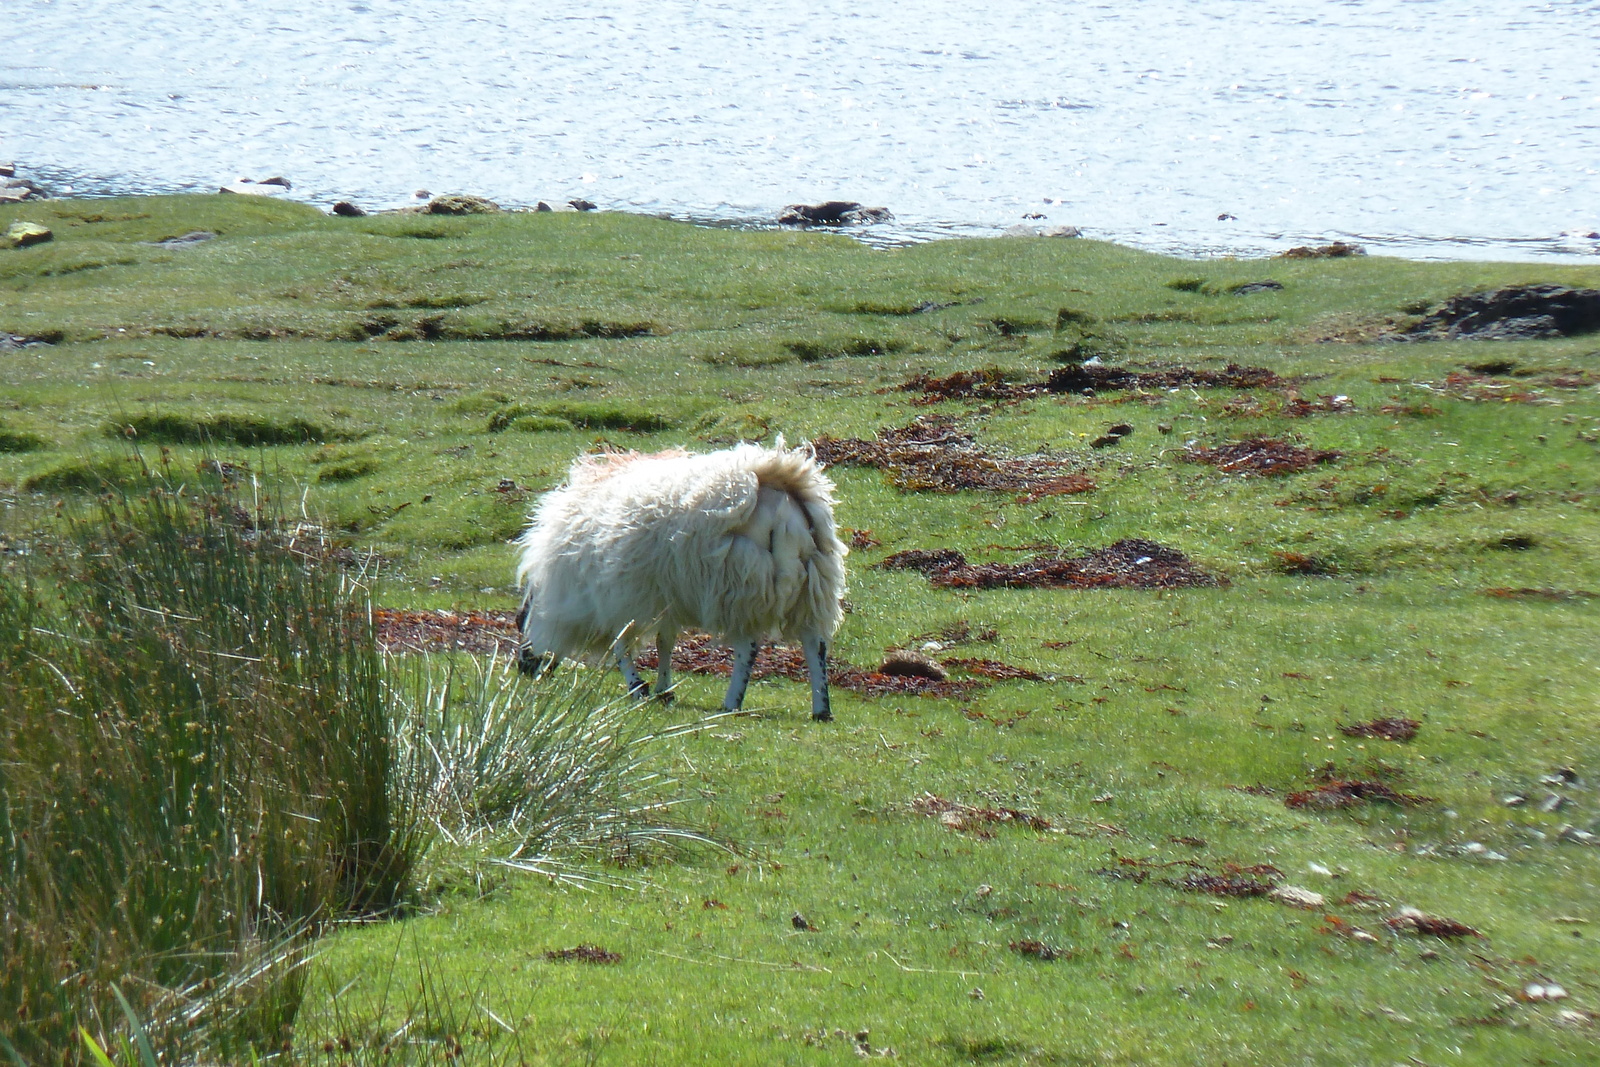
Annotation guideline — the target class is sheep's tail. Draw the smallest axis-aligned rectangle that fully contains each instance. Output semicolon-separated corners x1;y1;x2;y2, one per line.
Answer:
724;438;848;643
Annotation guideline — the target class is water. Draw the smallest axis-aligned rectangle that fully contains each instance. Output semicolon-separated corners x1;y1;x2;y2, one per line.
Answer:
6;0;1600;260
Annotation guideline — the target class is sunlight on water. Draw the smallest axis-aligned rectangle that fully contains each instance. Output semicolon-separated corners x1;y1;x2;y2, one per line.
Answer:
5;0;1599;260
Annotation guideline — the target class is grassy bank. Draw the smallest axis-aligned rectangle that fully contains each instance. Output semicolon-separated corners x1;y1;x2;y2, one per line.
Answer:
3;195;1598;1064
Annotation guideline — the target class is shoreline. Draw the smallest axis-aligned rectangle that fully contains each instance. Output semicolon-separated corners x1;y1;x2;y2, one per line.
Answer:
6;160;1600;264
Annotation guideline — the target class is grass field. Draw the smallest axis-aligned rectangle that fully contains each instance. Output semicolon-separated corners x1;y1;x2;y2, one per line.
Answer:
3;194;1598;1064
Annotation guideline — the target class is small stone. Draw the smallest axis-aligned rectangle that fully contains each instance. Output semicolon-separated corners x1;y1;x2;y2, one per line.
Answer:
4;221;52;248
1306;862;1334;877
0;163;14;177
1157;423;1173;434
331;201;367;217
1503;794;1528;807
569;199;598;211
1539;793;1567;813
1270;885;1326;909
1350;929;1378;943
1041;225;1082;238
220;178;288;196
425;194;500;215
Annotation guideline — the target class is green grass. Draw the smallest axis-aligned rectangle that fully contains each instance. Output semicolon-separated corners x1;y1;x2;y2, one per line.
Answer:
3;195;1599;1064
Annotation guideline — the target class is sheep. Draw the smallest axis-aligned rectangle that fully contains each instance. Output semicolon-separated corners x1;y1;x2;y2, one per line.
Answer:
512;440;847;720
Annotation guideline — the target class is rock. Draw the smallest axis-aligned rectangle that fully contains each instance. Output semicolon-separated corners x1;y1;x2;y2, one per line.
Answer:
0;178;46;202
879;649;947;681
1539;792;1567;813
330;201;367;217
258;176;291;189
1041;225;1082;238
1002;224;1039;237
220;178;288;196
155;231;216;246
3;222;52;248
0;163;14;177
534;200;576;213
1270;885;1326;909
1274;241;1365;259
568;199;598;211
1406;284;1600;341
424;194;500;215
777;201;892;226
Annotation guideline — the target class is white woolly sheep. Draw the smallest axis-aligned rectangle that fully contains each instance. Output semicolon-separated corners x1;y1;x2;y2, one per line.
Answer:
512;441;847;720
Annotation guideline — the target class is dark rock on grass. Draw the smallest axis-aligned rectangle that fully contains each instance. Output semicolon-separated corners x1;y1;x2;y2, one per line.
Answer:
425;193;500;215
330;201;367;217
1091;424;1133;448
1185;437;1341;476
1274;241;1365;259
1404;283;1600;340
568;199;598;211
778;201;893;226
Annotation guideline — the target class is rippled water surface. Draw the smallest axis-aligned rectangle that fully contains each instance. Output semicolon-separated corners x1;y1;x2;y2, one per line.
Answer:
7;0;1600;259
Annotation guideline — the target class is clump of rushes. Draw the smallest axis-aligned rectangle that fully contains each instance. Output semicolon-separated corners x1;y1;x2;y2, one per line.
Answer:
0;472;426;1060
393;651;713;868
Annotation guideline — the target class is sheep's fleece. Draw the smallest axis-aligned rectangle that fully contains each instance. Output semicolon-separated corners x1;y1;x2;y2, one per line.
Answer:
514;441;847;659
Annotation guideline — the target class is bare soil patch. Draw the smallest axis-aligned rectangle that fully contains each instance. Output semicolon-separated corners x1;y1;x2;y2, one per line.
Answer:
881;539;1220;591
1337;717;1421;742
1184;437;1342;476
900;361;1283;402
812;414;1095;499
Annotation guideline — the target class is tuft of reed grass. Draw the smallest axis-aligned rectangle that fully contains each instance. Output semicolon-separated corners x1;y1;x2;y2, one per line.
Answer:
393;651;718;870
0;473;425;1060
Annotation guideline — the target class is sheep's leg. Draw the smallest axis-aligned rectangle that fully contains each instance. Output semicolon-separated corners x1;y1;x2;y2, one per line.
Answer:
654;627;678;704
802;634;832;722
722;640;758;712
613;638;650;699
